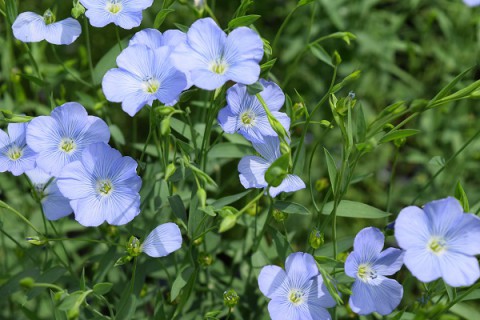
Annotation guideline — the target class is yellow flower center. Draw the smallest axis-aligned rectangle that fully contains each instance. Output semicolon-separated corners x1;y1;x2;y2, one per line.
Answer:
106;0;122;14
427;237;447;255
240;110;256;127
59;138;76;153
209;59;228;75
7;146;23;160
142;78;160;94
97;180;114;196
357;263;377;282
288;289;305;305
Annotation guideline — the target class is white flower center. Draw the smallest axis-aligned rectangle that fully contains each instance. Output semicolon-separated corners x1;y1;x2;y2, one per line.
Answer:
106;0;123;14
427;236;447;255
209;58;229;75
240;110;256;128
59;138;76;154
96;179;114;196
357;263;377;283
142;77;160;94
288;289;305;306
7;145;23;161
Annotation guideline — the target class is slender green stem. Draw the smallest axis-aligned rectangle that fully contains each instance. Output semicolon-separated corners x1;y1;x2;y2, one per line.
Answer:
24;43;42;80
386;148;399;214
431;281;480;319
130;257;138;294
31;282;64;292
0;200;41;234
83;18;95;84
115;27;123;51
51;45;93;88
272;7;297;52
235;191;264;217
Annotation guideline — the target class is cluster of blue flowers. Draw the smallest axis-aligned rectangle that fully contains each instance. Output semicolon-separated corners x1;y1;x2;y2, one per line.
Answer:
258;197;480;319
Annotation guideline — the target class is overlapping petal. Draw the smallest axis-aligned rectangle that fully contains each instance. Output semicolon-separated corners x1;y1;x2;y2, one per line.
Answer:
142;223;182;257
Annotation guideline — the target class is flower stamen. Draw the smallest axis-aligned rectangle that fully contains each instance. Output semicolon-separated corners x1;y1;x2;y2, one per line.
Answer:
209;59;228;75
97;180;114;196
288;289;305;305
59;138;76;154
427;237;447;255
240;110;256;127
7;145;23;161
142;77;160;94
106;0;123;14
357;263;377;283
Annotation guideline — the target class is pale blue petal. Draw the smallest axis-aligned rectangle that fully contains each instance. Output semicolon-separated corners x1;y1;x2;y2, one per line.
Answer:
26;167;51;185
403;247;441;283
152;47;187;103
424;197;464;236
112;10;142;29
269;174;305;198
103;189;140;225
217;107;239;134
83;116;111;145
344;251;360;278
79;0;105;9
44;18;81;45
349;277;403;315
447;213;480;255
84;8;113;28
12;12;46;43
311;275;336;308
0;129;9;146
73;196;107;227
8;146;36;176
190;68;227;90
122;91;151;116
123;0;154;10
439;251;480;287
258;265;287;299
163;29;186;48
464;0;480;6
57;161;95;199
272;111;291;132
171;42;206;74
226;60;260;85
285;252;318;289
252;136;281;162
267;298;298;320
102;68;143;103
42;181;73;220
142;223;182;257
224;27;264;63
238;155;269;189
129;28;164;48
7;123;27;143
116;45;154;78
395;205;430;250
259;79;285;112
353;227;384;263
374;248;404;276
225;83;248;114
186;17;226;61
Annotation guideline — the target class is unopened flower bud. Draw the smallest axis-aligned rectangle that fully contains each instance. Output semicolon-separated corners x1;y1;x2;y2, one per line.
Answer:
273;209;288;222
19;277;35;289
156;106;176;117
223;289;239;308
126;236;141;257
198;252;213;268
309;229;324;249
26;236;48;246
315;178;329;192
160;118;171;136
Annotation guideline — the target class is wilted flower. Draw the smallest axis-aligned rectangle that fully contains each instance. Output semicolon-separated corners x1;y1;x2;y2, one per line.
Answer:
26;102;110;176
258;252;336;320
12;10;81;45
26;167;72;220
238;137;305;197
57;142;141;227
395;197;480;287
80;0;153;29
102;45;187;116
0;123;37;176
141;223;182;257
171;17;263;90
218;79;290;143
345;227;404;315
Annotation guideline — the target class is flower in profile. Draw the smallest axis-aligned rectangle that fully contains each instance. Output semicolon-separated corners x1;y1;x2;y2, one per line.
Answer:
395;197;480;287
171;17;264;90
258;252;336;320
218;79;290;143
345;227;404;315
26;167;72;220
0;123;37;176
80;0;153;29
464;0;480;7
238;137;305;197
141;223;182;257
26;102;110;176
102;45;187;116
57;142;142;227
12;10;81;45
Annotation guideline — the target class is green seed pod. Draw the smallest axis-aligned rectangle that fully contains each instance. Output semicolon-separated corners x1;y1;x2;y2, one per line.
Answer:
272;209;288;222
43;9;56;25
197;188;207;208
309;229;324;249
156;106;176;117
223;289;240;308
126;236;142;257
198;252;214;268
160;118;171;136
19;277;35;289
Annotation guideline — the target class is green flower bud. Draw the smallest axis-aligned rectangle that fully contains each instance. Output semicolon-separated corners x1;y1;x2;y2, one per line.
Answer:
71;1;85;19
223;289;239;308
19;277;35;289
26;236;48;246
160;118;171;136
156;106;176;117
165;163;176;180
332;50;342;66
219;214;237;233
309;229;324;249
198;252;213;268
197;188;207;208
272;209;288;222
43;9;56;25
126;236;141;257
394;137;406;148
315;178;329;192
192;235;204;246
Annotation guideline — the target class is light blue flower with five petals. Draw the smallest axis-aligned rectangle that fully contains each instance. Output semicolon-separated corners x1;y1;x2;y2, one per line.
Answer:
80;0;153;29
0;123;37;176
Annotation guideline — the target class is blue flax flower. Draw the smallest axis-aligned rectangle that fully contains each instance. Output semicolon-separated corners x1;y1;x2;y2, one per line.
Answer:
464;0;480;6
57;142;141;227
395;197;480;287
26;167;72;220
345;227;404;315
171;17;264;90
258;252;336;320
102;45;187;116
80;0;153;29
142;223;182;257
218;79;290;143
26;102;110;176
12;10;81;45
0;123;37;176
129;28;186;50
238;137;305;197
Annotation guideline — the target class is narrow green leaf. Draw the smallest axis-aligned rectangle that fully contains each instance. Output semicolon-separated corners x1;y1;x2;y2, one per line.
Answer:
154;9;175;29
171;266;194;301
109;124;125;145
211;190;251;209
455;181;469;212
208;143;253;159
322;200;390;219
168;195;188;227
298;0;315;7
379;129;421;144
324;148;337;193
93;39;129;84
310;44;334;67
93;283;113;296
431;66;474;103
5;0;18;25
228;14;261;29
274;201;311;215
